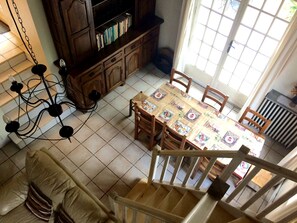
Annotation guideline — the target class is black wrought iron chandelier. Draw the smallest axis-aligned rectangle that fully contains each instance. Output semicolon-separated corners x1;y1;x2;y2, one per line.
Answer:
3;0;100;141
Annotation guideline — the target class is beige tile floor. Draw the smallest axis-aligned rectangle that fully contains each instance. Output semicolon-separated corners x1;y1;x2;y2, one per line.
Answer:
0;63;291;212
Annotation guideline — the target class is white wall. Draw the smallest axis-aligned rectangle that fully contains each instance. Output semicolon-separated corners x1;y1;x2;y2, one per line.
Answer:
155;0;183;52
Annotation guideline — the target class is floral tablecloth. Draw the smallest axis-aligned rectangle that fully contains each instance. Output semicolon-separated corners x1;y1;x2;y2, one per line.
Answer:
139;82;264;179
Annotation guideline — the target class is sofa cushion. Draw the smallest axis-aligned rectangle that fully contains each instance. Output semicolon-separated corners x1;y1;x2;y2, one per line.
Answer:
25;183;53;221
62;187;108;223
0;203;54;223
54;207;74;223
0;173;28;215
26;149;76;209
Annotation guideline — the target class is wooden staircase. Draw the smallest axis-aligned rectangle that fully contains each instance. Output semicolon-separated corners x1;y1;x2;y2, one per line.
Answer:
109;146;297;223
0;32;74;148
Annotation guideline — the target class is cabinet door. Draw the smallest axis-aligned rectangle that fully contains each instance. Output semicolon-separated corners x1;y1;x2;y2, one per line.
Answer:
125;47;141;78
142;38;158;67
60;0;96;65
105;60;125;92
82;72;105;108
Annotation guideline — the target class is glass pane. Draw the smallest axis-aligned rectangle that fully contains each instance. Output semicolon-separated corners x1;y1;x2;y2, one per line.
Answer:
241;7;259;28
240;47;256;65
228;42;244;59
268;19;288;40
212;0;225;14
239;82;253;96
229;76;242;90
201;0;212;8
193;24;205;40
189;39;201;54
254;13;274;33
252;53;269;72
247;31;265;50
213;33;227;51
278;0;297;22
234;62;249;76
186;51;198;66
205;61;217;76
259;37;278;56
208;11;221;30
218;17;233;36
219;69;232;84
223;56;237;72
204;28;216;45
196;56;207;71
224;0;239;19
200;43;211;58
197;6;210;25
209;48;222;64
249;0;264;9
263;0;282;15
235;25;252;45
245;68;261;83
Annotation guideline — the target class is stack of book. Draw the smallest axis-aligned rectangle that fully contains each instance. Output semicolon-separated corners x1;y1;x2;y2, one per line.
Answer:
96;13;132;51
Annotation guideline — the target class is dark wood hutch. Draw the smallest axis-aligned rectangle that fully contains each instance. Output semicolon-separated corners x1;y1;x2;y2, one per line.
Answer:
42;0;163;109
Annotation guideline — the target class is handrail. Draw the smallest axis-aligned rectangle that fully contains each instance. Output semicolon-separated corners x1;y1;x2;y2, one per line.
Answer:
109;192;184;223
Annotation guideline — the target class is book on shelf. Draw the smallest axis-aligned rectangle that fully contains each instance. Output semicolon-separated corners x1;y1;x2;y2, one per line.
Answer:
95;13;133;50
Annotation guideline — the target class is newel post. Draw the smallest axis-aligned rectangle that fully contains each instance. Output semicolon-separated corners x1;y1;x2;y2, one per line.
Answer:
220;145;250;182
148;147;160;184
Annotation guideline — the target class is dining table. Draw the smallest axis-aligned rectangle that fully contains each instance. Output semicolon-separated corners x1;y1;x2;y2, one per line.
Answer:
135;82;265;180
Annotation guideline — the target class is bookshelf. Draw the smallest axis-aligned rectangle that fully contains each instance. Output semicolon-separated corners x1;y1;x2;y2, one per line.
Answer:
42;0;163;109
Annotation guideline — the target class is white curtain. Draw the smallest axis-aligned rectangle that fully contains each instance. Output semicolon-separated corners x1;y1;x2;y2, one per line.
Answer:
173;0;199;70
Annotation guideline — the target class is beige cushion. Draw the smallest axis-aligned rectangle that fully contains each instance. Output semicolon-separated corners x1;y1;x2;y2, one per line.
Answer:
62;187;108;223
0;203;54;223
26;149;76;209
0;173;28;215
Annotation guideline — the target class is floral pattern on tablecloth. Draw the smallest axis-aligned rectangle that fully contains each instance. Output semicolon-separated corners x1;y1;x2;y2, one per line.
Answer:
172;120;191;136
194;132;210;147
151;89;167;101
159;109;174;121
221;131;239;147
142;100;157;113
184;108;201;122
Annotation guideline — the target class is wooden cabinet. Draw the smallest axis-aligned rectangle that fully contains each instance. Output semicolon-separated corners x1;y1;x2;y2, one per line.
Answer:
43;0;163;109
141;28;159;67
125;39;142;78
43;0;96;67
105;59;125;92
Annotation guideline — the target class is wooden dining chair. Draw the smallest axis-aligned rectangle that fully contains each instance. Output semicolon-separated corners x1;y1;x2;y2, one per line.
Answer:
169;68;192;93
191;147;226;180
134;103;162;150
128;91;148;117
160;123;187;150
202;85;229;112
239;106;271;136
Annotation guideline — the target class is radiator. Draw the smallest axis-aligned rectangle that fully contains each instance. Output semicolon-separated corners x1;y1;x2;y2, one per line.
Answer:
256;90;297;149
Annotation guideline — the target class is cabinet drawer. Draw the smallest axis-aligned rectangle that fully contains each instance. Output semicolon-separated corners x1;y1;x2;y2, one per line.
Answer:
80;64;103;83
143;28;159;43
124;39;142;54
104;52;123;68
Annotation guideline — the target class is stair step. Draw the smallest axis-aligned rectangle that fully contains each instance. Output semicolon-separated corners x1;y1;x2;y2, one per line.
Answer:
208;205;236;223
145;185;169;207
136;183;157;204
171;191;199;217
157;188;183;212
228;216;258;223
125;179;149;201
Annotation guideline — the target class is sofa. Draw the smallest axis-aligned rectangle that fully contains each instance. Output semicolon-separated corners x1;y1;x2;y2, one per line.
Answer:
0;148;118;223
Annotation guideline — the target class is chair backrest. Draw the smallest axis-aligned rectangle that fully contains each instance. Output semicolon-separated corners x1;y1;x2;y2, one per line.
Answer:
134;103;156;134
169;68;192;93
202;85;229;112
160;123;187;150
239;106;271;135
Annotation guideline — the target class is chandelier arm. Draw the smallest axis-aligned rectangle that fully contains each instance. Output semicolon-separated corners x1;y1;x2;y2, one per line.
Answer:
72;104;97;135
18;91;50;107
16;108;47;137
